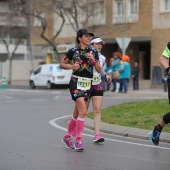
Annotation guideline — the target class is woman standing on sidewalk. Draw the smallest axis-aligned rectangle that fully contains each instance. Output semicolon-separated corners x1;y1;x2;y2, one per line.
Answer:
87;37;111;143
60;29;101;151
116;55;131;93
111;52;122;93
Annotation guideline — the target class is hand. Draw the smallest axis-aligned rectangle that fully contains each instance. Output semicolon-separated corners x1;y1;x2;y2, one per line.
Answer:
72;62;79;71
166;67;170;78
86;53;95;62
105;74;112;82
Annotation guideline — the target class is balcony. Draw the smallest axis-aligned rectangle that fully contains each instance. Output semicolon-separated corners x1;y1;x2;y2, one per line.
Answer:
127;14;138;22
114;15;123;23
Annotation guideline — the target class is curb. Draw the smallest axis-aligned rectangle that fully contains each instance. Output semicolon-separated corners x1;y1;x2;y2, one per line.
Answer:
85;117;170;144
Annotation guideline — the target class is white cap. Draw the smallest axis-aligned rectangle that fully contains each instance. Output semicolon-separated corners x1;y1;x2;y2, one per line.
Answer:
91;38;105;45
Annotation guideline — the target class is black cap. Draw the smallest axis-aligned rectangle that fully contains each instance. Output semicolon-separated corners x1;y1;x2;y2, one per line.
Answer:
77;29;94;37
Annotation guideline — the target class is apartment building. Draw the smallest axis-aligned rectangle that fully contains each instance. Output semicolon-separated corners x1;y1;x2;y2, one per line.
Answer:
1;0;170;87
49;0;169;87
0;0;35;84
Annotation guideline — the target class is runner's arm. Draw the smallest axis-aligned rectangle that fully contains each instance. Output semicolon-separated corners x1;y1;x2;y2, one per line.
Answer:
159;55;169;70
60;57;79;70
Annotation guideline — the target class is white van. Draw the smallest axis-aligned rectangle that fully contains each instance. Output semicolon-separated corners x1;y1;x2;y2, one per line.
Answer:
29;64;72;89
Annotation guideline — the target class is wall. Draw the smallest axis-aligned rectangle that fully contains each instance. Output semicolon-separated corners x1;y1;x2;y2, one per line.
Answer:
0;60;40;85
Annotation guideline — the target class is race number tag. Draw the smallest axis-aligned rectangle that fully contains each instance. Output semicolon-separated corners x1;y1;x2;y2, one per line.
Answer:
77;77;91;90
92;75;101;85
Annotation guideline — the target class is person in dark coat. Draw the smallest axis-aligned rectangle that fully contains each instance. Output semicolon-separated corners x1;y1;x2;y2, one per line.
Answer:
132;61;140;90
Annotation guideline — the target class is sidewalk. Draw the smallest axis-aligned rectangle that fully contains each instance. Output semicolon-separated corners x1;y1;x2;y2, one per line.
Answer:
85;88;170;144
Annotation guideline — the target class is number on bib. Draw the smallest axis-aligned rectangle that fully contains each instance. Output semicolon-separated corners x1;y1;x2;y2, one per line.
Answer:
77;77;91;90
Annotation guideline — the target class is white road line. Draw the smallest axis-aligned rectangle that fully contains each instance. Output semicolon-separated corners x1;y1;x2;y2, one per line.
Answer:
49;115;170;150
54;95;60;99
5;89;64;94
29;99;47;102
5;89;42;93
2;100;21;103
0;95;15;100
148;132;152;135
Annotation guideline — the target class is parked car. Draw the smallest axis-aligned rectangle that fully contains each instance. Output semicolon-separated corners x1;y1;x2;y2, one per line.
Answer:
29;64;72;89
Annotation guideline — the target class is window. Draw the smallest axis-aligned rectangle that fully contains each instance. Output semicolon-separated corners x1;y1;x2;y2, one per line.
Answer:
117;1;123;15
127;0;138;22
0;2;10;13
165;0;170;10
113;0;123;23
88;1;106;26
160;0;170;12
34;67;41;75
130;0;137;14
113;0;138;23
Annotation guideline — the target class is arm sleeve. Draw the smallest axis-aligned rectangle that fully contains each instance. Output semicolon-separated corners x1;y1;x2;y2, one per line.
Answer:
112;59;120;66
118;63;125;72
66;49;74;60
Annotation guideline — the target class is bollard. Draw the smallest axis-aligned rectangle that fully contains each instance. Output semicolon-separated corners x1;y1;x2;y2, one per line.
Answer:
2;77;7;89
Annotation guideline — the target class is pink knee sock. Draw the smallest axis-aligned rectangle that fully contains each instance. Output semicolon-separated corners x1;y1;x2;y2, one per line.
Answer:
67;116;77;136
76;117;85;139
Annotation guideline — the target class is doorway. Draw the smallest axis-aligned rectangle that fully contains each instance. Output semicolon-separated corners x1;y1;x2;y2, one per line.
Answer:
139;42;151;79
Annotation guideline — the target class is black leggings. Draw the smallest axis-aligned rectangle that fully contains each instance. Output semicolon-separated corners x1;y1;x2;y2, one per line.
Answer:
163;112;170;124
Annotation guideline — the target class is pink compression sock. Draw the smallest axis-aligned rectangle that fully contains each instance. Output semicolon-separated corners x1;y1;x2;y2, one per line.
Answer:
76;117;85;138
67;117;77;135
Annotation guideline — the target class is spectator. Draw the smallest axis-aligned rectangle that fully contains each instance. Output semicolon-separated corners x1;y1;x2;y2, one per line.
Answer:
100;62;108;91
132;61;140;90
106;59;112;91
111;52;122;93
117;55;131;93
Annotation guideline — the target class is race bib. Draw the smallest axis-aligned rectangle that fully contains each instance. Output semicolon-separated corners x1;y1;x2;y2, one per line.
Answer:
77;77;91;90
92;75;101;85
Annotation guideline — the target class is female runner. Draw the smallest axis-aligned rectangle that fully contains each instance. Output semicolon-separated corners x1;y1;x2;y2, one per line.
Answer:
60;29;102;151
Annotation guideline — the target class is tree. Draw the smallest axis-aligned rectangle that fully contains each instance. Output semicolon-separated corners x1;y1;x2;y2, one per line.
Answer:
0;0;27;84
59;0;106;34
24;0;67;63
18;0;98;64
21;0;95;63
60;0;93;31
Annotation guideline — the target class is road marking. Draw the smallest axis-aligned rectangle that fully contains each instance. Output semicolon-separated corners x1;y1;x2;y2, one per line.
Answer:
29;99;47;102
0;95;15;100
54;95;60;99
49;115;170;150
5;89;42;93
5;89;65;94
148;132;152;135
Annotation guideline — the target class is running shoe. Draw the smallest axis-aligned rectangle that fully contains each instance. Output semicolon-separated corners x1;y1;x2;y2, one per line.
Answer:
74;138;84;151
93;133;105;143
62;136;74;149
150;126;161;146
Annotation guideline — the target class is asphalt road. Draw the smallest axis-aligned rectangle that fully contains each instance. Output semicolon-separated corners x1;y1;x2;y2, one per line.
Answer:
0;88;170;170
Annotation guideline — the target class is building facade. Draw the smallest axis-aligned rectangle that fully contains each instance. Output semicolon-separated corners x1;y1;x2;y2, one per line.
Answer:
1;0;170;87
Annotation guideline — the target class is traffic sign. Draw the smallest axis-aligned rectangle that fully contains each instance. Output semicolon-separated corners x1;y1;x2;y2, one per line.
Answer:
115;37;131;55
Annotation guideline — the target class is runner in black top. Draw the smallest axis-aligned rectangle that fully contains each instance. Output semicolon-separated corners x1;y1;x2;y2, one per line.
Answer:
60;29;102;151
